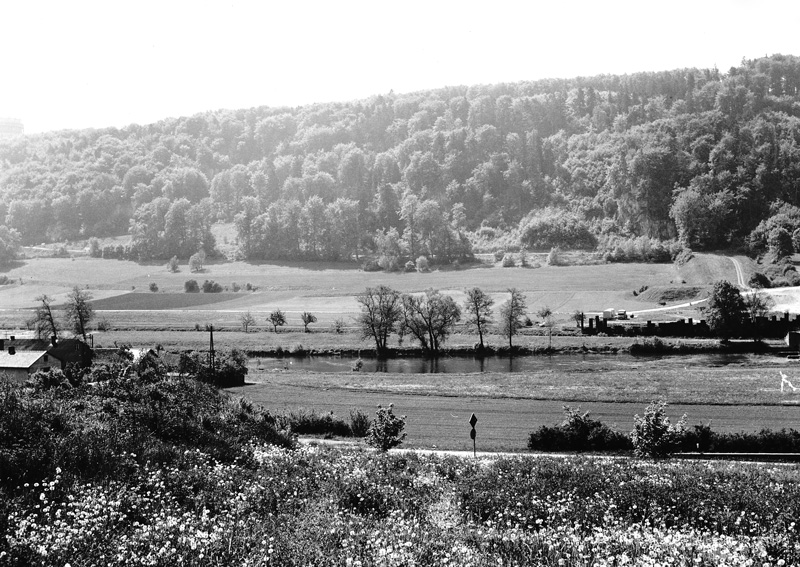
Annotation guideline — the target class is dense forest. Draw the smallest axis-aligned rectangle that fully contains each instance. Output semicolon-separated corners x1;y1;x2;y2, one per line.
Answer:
3;54;800;267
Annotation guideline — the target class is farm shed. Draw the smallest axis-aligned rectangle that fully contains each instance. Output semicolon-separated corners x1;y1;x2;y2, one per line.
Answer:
602;308;615;320
0;349;62;383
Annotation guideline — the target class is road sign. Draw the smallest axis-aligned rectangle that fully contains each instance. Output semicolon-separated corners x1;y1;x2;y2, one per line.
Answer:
469;413;477;457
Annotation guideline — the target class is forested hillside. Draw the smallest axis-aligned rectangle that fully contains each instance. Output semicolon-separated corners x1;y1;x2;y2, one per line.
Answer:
3;54;800;267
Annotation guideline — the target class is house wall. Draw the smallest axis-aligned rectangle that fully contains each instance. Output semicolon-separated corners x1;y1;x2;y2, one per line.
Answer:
29;354;56;373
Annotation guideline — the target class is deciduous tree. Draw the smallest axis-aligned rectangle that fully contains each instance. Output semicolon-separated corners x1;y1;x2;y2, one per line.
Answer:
300;311;317;332
268;310;287;333
65;286;94;341
704;280;745;339
30;294;59;340
355;285;401;355
240;311;256;333
537;305;555;349
463;287;494;350
400;289;461;352
499;288;527;349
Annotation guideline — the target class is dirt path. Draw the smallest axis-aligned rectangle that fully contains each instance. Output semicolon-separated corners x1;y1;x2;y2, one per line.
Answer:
730;256;747;287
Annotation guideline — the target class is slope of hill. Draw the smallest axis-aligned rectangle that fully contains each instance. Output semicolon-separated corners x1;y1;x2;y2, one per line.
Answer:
2;54;800;268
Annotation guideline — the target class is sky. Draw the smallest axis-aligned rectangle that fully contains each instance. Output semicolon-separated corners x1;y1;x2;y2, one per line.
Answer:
1;0;799;134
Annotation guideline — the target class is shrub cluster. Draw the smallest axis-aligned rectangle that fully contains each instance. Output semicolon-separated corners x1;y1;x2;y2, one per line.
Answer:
272;407;372;438
201;279;223;293
0;369;292;491
529;401;800;456
599;235;684;263
528;406;632;452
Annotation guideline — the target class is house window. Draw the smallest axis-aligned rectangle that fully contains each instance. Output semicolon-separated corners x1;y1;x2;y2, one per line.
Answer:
44;355;48;362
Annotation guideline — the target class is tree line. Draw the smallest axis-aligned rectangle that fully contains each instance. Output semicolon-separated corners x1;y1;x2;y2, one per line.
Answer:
3;55;800;266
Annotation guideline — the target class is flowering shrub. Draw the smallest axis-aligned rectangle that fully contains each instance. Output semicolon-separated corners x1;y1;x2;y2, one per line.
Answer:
367;404;406;451
631;400;687;458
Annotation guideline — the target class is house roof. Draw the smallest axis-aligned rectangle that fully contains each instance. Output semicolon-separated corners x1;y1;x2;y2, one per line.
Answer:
0;350;60;369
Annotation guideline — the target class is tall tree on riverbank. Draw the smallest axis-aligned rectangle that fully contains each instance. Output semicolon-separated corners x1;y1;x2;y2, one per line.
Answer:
499;288;527;350
355;286;402;356
400;289;461;352
464;287;494;350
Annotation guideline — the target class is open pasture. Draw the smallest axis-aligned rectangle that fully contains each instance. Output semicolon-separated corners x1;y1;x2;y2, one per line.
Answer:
0;253;741;332
232;360;800;451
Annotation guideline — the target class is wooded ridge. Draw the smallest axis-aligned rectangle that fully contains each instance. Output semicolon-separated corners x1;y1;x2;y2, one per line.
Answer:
2;54;800;266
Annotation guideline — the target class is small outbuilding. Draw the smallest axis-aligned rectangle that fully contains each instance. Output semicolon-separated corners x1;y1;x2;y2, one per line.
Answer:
602;308;616;320
0;349;62;383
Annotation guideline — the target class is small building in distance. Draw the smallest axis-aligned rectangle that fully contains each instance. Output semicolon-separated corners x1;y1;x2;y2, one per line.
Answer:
0;348;61;383
48;337;94;369
0;117;24;139
0;333;94;371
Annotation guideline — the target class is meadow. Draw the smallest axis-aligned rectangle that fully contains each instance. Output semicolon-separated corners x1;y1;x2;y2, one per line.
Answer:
233;360;800;452
0;251;744;332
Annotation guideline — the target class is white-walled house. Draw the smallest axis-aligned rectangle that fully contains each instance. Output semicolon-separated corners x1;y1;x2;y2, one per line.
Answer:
0;349;61;383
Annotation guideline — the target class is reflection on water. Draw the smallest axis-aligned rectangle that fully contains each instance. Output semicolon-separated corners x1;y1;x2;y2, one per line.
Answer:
251;353;781;374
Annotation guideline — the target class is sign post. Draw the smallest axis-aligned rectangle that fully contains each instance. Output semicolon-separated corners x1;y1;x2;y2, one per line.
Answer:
469;413;478;458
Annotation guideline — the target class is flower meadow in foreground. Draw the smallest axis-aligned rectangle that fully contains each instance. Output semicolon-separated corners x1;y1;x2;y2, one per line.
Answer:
3;446;800;566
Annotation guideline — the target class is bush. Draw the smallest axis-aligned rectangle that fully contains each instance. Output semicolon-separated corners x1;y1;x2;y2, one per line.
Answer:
202;280;223;293
673;247;694;266
528;406;632;452
415;256;430;272
149;282;158;292
275;408;351;438
184;279;199;293
332;318;346;334
88;237;101;257
231;282;241;292
377;254;400;272
0;275;9;285
547;246;561;266
362;259;382;272
501;254;515;267
631;401;687;458
96;318;111;332
167;255;179;272
748;272;771;288
349;408;372;437
404;260;416;272
367;404;406;451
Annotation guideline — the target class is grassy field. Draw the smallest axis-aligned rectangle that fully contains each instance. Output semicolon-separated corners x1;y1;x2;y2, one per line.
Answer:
229;356;800;451
0;252;742;333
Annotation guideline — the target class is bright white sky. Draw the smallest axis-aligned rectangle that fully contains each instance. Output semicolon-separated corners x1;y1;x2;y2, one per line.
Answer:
2;0;798;134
